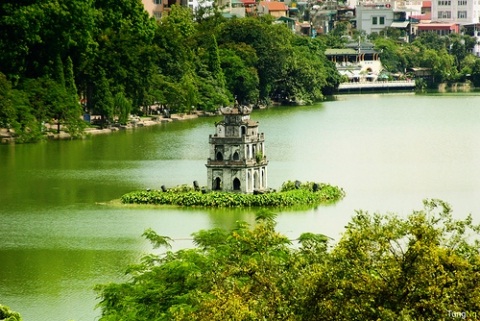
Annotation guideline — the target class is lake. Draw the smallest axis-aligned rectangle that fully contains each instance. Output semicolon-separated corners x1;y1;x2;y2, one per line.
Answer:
1;92;480;321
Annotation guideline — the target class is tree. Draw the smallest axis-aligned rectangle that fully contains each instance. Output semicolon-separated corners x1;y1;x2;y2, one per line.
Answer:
316;32;347;50
273;37;339;103
217;17;295;100
154;5;196;80
150;6;202;112
374;37;408;73
96;210;329;321
81;0;156;113
0;73;16;129
418;48;457;84
461;55;480;86
305;199;480;321
0;1;45;82
208;34;226;90
0;0;96;81
114;92;132;125
0;73;40;142
443;34;466;73
96;200;480;321
90;68;114;124
21;77;67;125
330;21;350;39
65;56;78;104
219;47;259;104
192;33;231;111
413;32;447;52
62;56;85;137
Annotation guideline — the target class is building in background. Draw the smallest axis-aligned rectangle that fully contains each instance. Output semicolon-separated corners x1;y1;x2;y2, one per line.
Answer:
431;0;479;25
355;3;395;34
142;0;189;19
326;41;384;82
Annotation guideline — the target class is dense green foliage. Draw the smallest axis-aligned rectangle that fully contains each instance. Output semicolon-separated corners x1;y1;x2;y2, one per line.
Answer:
97;199;480;320
0;304;22;321
0;0;339;142
368;30;480;87
120;181;345;207
305;199;480;321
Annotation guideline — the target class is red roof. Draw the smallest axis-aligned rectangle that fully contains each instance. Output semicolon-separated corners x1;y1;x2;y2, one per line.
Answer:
418;22;459;32
418;22;457;28
259;1;289;11
422;0;431;7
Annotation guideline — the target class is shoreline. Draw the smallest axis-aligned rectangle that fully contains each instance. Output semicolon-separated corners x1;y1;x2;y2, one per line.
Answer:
0;112;207;144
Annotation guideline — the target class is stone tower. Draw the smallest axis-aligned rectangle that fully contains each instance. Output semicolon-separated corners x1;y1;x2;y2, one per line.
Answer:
206;104;268;193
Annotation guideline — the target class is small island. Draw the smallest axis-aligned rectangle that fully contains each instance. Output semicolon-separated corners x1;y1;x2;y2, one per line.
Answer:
120;104;344;208
120;180;345;208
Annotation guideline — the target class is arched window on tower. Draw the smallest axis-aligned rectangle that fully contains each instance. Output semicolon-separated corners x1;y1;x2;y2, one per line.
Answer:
216;151;223;161
241;126;246;136
213;177;222;190
233;178;241;191
233;151;240;161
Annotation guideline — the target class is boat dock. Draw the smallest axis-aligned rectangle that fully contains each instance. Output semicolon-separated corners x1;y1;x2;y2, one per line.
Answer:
338;80;416;93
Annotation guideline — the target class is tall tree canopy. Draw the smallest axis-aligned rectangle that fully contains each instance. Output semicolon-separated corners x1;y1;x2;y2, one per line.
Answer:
0;1;339;142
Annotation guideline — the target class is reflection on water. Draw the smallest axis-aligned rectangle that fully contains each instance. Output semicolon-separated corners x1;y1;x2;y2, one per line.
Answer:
2;93;480;320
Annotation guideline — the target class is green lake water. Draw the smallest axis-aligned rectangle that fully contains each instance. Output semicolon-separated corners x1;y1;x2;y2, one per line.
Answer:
1;93;480;320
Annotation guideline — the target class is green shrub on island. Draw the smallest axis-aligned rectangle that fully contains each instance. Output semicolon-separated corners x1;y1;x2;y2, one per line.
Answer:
120;181;345;208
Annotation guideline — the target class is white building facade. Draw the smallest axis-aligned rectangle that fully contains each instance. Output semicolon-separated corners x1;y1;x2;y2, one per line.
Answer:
355;3;395;34
431;0;480;24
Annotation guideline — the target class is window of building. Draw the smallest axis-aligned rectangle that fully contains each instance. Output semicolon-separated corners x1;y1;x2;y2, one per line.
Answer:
438;10;452;18
458;0;467;5
165;0;176;8
458;10;467;18
154;0;161;4
153;11;162;19
372;16;385;25
438;0;451;5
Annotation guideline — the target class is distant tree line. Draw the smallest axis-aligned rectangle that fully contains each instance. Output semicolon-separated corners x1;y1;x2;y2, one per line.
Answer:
0;0;340;142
